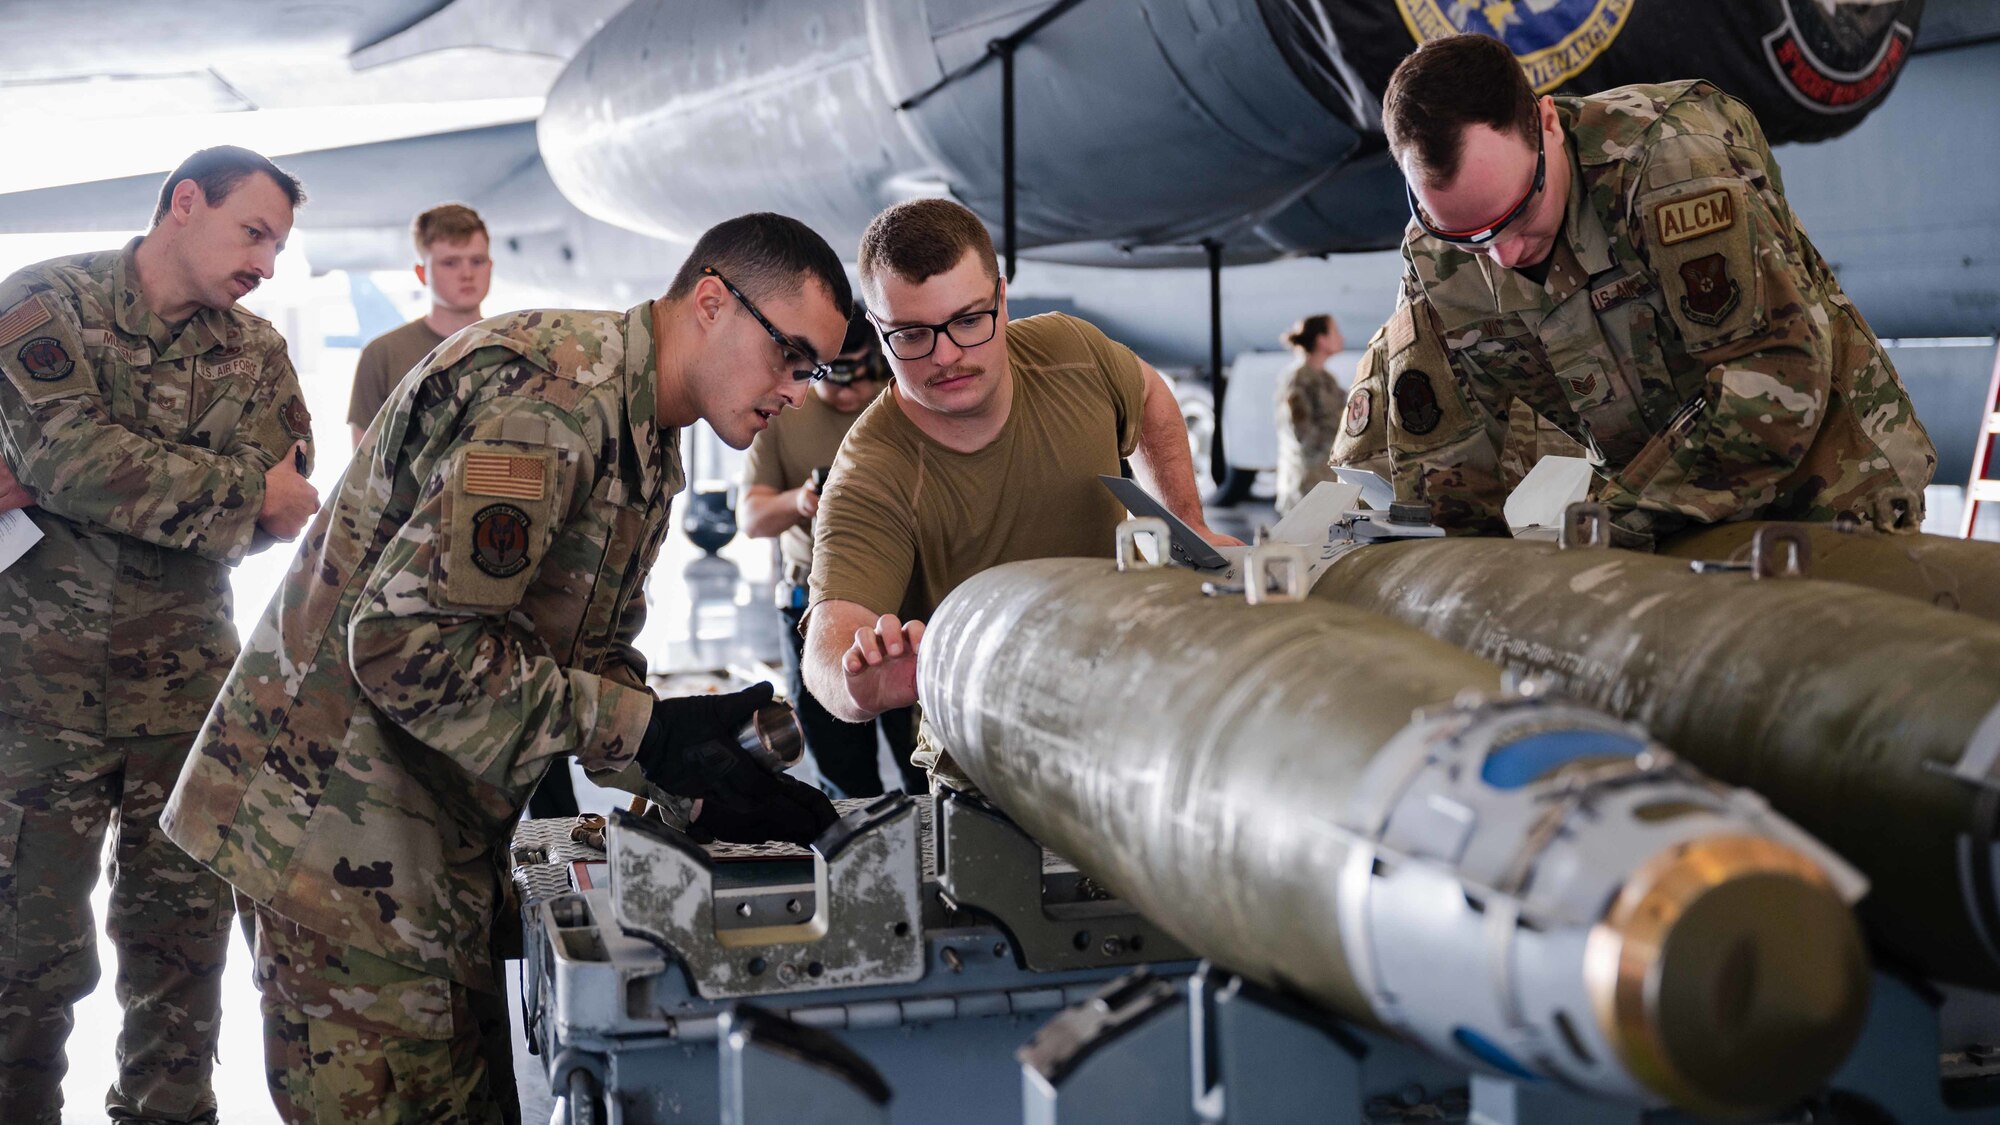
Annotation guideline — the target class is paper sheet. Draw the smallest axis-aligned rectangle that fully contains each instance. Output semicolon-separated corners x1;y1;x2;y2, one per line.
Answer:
0;508;43;574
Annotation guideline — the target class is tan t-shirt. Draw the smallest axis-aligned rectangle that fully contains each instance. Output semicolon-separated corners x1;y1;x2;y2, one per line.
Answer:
741;389;874;574
347;318;446;429
809;312;1146;787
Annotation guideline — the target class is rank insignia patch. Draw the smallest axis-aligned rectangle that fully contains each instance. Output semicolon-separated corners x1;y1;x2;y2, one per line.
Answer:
1393;371;1443;436
1344;387;1373;438
471;504;532;578
18;336;73;382
1678;254;1742;326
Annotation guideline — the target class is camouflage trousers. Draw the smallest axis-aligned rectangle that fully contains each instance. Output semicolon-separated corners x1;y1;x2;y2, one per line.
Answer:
247;903;520;1125
0;713;231;1125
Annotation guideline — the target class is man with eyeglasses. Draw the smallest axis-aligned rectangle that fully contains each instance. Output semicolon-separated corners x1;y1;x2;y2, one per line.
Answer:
162;212;845;1124
741;308;922;799
801;198;1236;793
1333;33;1934;547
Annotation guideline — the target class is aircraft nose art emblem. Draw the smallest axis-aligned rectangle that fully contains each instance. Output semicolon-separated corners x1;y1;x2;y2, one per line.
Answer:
1395;0;1635;92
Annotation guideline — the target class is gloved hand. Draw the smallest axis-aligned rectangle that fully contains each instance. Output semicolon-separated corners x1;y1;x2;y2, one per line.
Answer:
634;682;840;846
689;772;841;846
634;683;777;800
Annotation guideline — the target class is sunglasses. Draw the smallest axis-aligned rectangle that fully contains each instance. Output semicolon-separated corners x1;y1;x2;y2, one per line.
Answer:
703;266;831;383
1406;136;1546;247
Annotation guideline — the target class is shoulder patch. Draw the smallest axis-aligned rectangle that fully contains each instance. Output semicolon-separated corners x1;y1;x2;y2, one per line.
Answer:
1392;370;1443;436
463;449;546;501
1344;386;1373;438
469;503;533;577
0;294;52;346
1654;187;1735;245
17;336;73;383
1676;254;1742;326
281;394;313;439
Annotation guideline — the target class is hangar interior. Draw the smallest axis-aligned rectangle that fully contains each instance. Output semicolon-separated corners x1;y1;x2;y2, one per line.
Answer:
3;1;2000;1124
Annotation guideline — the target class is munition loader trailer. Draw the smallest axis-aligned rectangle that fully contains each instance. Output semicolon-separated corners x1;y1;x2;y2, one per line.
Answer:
520;523;1993;1124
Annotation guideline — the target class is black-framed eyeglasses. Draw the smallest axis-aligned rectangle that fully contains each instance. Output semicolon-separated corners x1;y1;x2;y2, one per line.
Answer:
703;266;831;382
821;356;883;386
1406;136;1546;247
869;280;1001;361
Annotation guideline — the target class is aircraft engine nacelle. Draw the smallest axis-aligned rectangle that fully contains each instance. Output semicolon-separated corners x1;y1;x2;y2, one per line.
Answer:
537;0;1365;260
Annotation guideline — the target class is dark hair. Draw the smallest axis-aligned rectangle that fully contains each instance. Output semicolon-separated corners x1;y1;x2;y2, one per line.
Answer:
412;202;488;256
857;198;998;297
840;305;877;356
1283;314;1334;351
1383;34;1539;188
151;146;305;228
666;212;853;319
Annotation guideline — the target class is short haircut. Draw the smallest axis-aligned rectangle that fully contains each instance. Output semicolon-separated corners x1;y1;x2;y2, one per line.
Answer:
666;212;853;322
1283;314;1334;351
1383;34;1539;188
412;203;489;256
857;198;997;298
151;146;305;228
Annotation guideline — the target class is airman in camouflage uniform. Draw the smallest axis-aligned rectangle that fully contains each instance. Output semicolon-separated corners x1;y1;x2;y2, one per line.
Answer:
0;149;317;1125
1340;36;1935;545
163;214;850;1124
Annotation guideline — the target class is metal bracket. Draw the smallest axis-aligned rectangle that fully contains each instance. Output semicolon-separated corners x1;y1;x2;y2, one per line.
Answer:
1244;544;1309;605
607;797;924;1000
1558;502;1611;550
933;791;1194;972
1115;517;1170;572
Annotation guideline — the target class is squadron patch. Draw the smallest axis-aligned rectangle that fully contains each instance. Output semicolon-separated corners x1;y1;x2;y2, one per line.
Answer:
1344;387;1373;438
281;395;312;439
1655;189;1734;246
17;337;73;383
1392;371;1443;436
1677;254;1742;326
470;504;532;578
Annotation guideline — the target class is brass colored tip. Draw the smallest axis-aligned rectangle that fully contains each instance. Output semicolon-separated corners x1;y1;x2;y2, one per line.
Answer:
1584;835;1869;1119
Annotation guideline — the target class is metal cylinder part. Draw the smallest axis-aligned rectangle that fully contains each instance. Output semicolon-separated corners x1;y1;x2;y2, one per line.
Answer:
1660;522;2000;624
920;558;1867;1116
1313;536;2000;989
738;703;805;773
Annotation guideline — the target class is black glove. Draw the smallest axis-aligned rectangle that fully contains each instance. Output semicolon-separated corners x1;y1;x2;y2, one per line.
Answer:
634;683;776;800
689;772;841;847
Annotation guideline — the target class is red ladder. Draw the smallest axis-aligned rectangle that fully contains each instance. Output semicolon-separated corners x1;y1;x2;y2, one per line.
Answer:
1965;346;2000;539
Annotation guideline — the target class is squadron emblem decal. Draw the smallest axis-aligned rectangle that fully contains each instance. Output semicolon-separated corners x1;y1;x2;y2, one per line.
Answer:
1763;0;1915;115
471;503;532;578
1395;0;1635;93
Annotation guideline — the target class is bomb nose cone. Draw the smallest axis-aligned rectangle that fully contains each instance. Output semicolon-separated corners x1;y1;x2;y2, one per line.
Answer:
1586;835;1869;1120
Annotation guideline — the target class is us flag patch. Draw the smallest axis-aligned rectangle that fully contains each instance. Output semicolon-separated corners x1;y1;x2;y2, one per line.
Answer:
0;295;52;346
463;450;545;500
